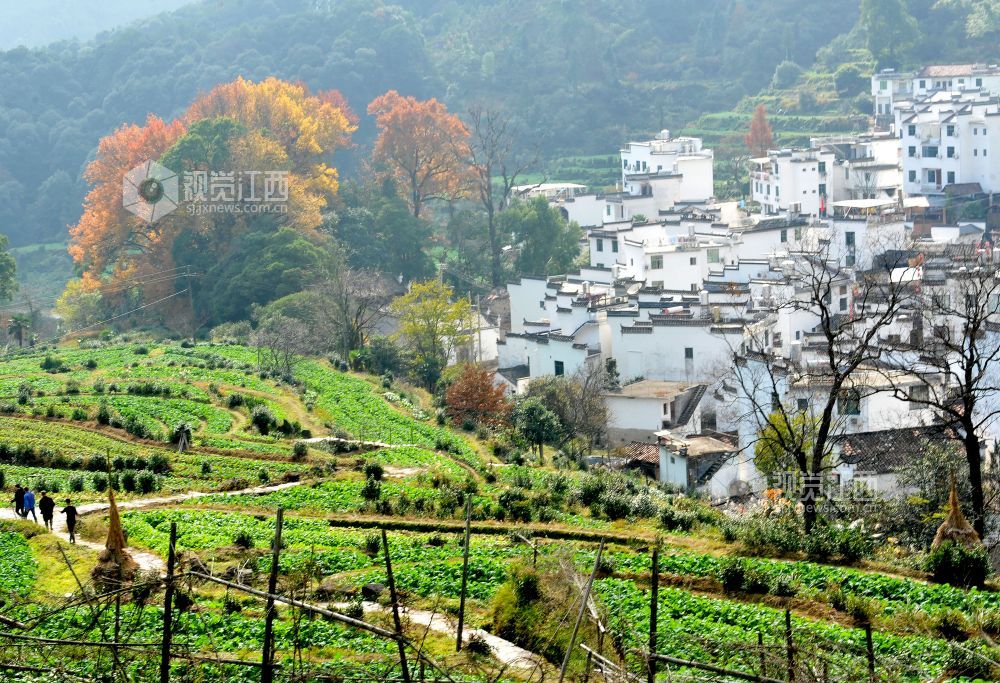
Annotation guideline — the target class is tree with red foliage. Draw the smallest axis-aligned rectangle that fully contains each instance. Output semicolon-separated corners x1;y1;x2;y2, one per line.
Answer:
445;364;511;429
744;104;774;157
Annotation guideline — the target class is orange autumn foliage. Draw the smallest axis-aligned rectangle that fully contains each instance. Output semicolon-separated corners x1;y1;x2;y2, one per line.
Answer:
367;90;473;218
744;104;774;158
445;364;511;429
68;77;356;292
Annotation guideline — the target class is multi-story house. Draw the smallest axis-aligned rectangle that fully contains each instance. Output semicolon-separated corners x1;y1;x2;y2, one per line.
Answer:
750;148;835;217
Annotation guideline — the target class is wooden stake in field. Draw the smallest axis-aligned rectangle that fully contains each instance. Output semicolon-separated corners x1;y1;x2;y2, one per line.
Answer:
382;528;412;683
558;539;604;683
159;522;178;683
91;488;138;588
455;496;472;652
261;508;284;683
647;542;659;683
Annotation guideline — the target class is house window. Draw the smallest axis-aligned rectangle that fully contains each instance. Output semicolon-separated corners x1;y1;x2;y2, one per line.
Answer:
554;361;564;376
947;146;955;158
985;149;989;157
845;231;855;247
605;205;612;216
689;257;697;266
908;124;916;136
773;332;782;348
907;146;916;157
797;398;809;411
707;248;720;264
975;149;979;156
919;80;926;89
818;183;826;197
910;385;929;402
947;171;956;184
840;297;848;312
880;80;887;91
947;125;955;136
650;255;663;269
977;78;983;87
684;347;693;360
838;389;861;416
770;391;781;412
611;240;619;253
923;146;938;157
974;128;979;136
596;239;604;252
818;161;826;173
908;170;917;182
927;169;938;183
780;229;787;243
794;227;802;240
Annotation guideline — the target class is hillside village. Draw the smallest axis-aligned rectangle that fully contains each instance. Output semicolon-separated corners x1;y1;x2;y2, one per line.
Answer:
5;1;1000;678
493;63;1000;520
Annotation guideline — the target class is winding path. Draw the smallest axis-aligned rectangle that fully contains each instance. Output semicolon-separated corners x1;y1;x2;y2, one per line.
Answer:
0;481;302;573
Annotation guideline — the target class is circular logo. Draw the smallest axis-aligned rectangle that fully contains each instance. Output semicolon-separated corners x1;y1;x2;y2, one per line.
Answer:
138;178;165;204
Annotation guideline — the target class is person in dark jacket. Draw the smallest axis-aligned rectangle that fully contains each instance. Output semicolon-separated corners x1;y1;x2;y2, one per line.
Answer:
12;485;23;516
62;499;78;544
38;491;55;530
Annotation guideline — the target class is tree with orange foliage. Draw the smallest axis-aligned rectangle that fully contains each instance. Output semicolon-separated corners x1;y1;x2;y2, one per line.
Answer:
744;104;774;157
445;364;511;429
66;78;356;328
368;91;472;219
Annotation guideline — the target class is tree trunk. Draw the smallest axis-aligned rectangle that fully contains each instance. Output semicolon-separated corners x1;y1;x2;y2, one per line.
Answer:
800;472;820;535
487;207;501;287
964;427;986;539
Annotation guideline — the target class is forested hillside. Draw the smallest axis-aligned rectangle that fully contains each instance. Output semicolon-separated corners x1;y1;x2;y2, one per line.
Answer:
0;0;860;246
2;0;1000;248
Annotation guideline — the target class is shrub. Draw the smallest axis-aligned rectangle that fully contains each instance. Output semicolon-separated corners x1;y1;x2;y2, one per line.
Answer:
363;533;381;556
630;494;657;519
120;470;138;493
258;468;270;484
734;513;802;555
68;475;85;493
362;462;384;481
227;393;245;408
926;542;990;588
149;454;171;475
233;531;254;549
251;405;275;435
96;400;112;425
71;407;88;421
84;359;98;369
134;346;149;355
200;462;212;475
136;471;158;494
361;476;382;502
658;506;696;532
292;441;308;461
344;597;364;620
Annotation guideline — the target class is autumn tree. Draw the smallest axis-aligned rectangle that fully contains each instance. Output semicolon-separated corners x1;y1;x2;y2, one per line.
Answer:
390;280;473;389
467;106;536;286
445;364;511;429
368;91;472;219
66;78;356;328
744;104;774;158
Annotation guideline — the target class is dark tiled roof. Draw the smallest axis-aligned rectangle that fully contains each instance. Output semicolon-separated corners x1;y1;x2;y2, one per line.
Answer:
837;424;960;473
497;365;530;384
623;442;660;463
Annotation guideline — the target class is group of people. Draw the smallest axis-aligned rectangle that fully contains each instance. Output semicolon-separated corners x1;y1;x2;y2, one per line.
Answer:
11;485;78;543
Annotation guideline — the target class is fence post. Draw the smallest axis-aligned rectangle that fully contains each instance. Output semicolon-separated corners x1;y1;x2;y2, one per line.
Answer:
456;496;473;651
647;543;659;683
382;528;412;683
558;539;604;683
159;522;177;683
785;608;794;682
261;508;284;683
758;631;766;679
865;622;875;682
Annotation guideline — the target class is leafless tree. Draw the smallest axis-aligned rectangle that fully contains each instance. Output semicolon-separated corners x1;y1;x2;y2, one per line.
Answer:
731;240;912;533
251;312;312;376
527;362;609;455
879;246;1000;539
313;265;392;358
467;106;538;287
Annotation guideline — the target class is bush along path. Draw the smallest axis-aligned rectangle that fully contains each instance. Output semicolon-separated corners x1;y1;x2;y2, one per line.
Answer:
0;481;302;573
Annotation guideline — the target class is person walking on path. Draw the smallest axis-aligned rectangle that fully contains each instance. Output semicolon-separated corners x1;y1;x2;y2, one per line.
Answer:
62;499;78;544
38;491;55;530
12;485;23;517
22;488;36;522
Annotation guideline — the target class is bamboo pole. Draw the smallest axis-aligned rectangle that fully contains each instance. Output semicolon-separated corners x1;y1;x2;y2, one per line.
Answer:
455;496;473;652
261;508;284;683
159;522;177;683
382;528;412;683
558;539;604;683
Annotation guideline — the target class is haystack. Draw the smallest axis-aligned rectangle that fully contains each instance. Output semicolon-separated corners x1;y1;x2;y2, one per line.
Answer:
931;479;981;550
91;488;139;586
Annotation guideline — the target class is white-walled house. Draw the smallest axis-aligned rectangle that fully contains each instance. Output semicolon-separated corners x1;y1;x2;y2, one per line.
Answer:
621;131;714;203
750;148;835;217
604;380;707;445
